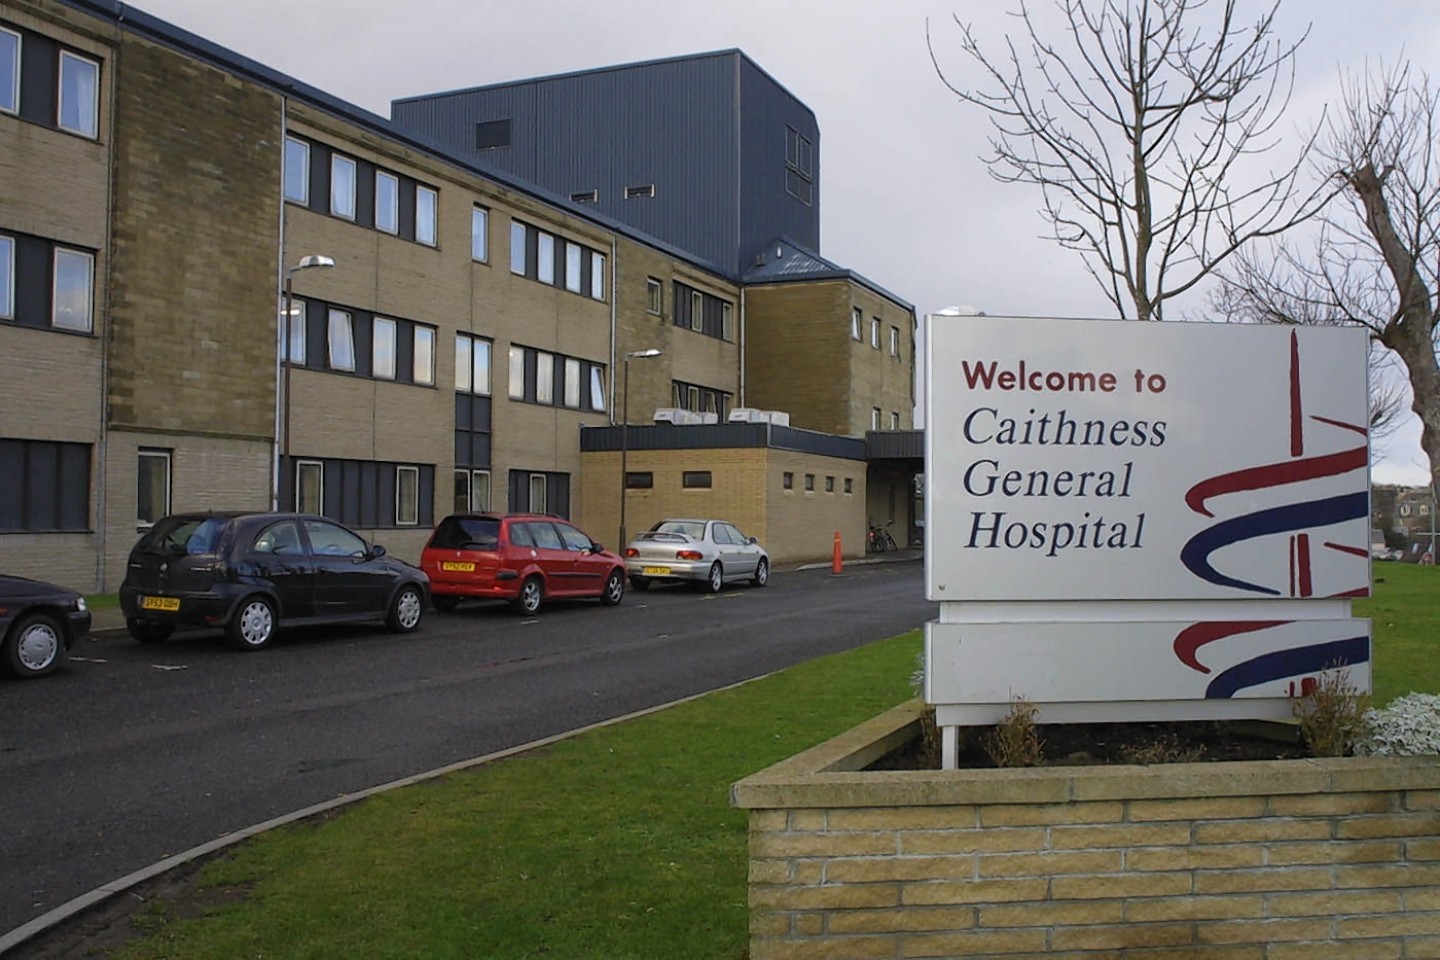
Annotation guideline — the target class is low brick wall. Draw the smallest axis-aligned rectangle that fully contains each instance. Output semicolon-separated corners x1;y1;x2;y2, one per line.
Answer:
731;700;1440;958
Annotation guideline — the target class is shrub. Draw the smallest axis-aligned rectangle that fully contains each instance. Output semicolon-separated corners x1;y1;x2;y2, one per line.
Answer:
1354;692;1440;756
1292;668;1371;757
984;697;1044;767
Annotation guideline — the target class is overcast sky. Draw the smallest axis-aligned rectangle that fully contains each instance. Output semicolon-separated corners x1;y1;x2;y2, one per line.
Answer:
132;0;1437;485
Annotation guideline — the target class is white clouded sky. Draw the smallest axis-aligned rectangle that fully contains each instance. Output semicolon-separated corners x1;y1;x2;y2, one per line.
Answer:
132;0;1437;485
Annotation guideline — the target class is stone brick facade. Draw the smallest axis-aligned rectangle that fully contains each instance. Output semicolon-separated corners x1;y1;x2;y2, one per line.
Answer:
734;701;1440;959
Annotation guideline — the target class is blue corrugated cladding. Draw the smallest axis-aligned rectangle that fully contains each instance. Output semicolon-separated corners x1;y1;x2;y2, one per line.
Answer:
392;85;541;183
738;58;820;268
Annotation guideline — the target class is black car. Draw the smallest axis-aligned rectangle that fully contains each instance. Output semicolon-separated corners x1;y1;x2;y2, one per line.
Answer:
119;512;429;651
1;575;91;679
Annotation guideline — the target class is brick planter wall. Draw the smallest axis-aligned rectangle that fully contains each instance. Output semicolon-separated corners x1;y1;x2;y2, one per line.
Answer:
731;700;1440;958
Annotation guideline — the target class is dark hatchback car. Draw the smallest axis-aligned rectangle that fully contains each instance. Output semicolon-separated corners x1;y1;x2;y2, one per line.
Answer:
1;575;91;678
119;512;429;650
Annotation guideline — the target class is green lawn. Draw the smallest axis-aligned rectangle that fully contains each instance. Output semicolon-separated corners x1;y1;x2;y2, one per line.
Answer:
101;565;1435;959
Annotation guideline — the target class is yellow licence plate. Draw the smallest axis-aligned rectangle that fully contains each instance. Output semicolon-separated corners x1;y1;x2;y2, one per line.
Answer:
140;596;180;612
642;566;671;576
440;561;476;572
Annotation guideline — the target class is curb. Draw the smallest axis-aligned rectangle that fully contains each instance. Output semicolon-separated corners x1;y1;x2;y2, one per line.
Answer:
0;671;774;954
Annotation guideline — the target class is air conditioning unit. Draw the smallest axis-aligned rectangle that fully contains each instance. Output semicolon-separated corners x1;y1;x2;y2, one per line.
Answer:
653;407;704;425
728;407;765;423
762;410;790;427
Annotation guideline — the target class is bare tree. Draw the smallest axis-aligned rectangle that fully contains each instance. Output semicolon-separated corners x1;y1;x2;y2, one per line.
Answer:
930;0;1328;321
1216;64;1440;488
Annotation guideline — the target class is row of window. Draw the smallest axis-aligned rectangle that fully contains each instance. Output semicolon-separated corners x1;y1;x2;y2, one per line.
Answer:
1;23;98;139
872;408;903;431
852;307;903;356
672;380;733;419
569;185;656;203
672;281;734;342
288;299;437;386
283;457;436;529
509;220;606;301
507;345;608;412
0;231;93;333
783;472;854;495
624;470;714;490
284;136;439;246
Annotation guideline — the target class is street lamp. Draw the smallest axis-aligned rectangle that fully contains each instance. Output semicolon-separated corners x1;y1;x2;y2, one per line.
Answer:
276;254;335;509
619;347;663;550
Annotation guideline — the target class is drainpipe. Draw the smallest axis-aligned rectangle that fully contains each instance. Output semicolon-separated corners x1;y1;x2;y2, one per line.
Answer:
94;20;122;592
608;235;618;423
738;287;746;407
271;99;289;511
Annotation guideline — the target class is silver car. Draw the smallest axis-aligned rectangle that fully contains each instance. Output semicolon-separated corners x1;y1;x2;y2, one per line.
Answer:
624;518;770;592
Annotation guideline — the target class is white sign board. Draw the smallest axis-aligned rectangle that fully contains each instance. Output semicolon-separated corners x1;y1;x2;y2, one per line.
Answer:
925;318;1371;601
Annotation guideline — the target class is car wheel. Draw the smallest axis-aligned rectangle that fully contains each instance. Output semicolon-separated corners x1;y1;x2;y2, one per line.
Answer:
387;584;424;633
512;576;543;615
601;569;625;606
629;575;651;592
751;558;770;588
432;595;460;613
226;595;277;651
3;612;66;678
127;619;175;644
707;561;723;594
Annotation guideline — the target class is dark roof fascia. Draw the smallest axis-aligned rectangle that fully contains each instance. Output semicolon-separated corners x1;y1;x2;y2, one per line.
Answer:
69;1;736;283
580;423;867;462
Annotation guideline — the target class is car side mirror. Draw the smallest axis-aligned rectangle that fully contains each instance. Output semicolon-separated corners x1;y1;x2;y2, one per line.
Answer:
370;544;388;559
748;537;758;545
590;541;604;553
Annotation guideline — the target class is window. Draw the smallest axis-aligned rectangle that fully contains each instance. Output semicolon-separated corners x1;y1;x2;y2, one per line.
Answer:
825;476;835;493
625;184;655;199
0;28;17;115
721;302;734;341
285;301;306;364
590;367;607;412
375;172;399;234
296;460;323;514
870;318;881;349
137;449;171;527
851;307;863;341
537;232;555;284
0;439;90;532
396;466;419;525
327;309;355;371
305;519;366;557
646;277;662;314
508;346;524;398
890;325;901;357
690;290;703;332
557;523;593;552
510;221;526;274
283;137;309;204
330;154;357;219
475;118;511;149
414;326;435;385
891;411;901;430
804;474;815;492
570;190;598;203
453;468;491;512
254;521;303;556
57;51;98;139
416;185;437;246
471;207;489;262
535;350;554;403
529;474;547;514
372;317;397;380
564;357;581;408
784;126;813;204
591;252;605;300
682;471;712;489
783;472;794;490
872;407;881;430
844;478;853;495
671;380;731;419
0;235;11;319
456;334;491;394
565;243;583;294
625;472;653;489
52;248;93;332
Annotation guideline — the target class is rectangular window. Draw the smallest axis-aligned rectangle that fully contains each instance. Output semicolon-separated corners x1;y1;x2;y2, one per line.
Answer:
285;300;306;364
510;221;526;274
472;469;492;511
0;28;17;115
871;407;881;430
844;478;853;494
0;439;90;532
804;474;815;492
137;449;171;526
372;317;397;380
296;460;323;514
416;185;438;246
870;318;880;349
851;307;862;341
0;235;12;319
625;184;655;199
471;207;489;262
396;466;419;525
591;252;605;300
508;346;524;398
890;325;900;357
891;411;901;430
454;335;472;392
58;50;99;139
283;136;309;204
565;243;582;294
52;248;93;332
646;277;662;314
529;473;547;514
475;118;511;149
825;476;835;493
783;472;794;490
721;302;734;341
452;469;470;513
535;350;554;404
327;308;355;371
564;357;581;408
375;171;399;234
625;472;653;489
682;471;712;489
414;326;435;385
462;335;492;395
537;232;555;285
570;190;598;203
590;366;607;412
330;154;356;220
690;290;703;332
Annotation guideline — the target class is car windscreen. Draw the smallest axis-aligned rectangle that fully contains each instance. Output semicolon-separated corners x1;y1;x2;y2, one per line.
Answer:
649;520;704;539
429;517;501;551
134;517;228;556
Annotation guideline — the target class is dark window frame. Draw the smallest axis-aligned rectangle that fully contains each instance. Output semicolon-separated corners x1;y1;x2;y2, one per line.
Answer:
682;471;712;490
0;438;91;533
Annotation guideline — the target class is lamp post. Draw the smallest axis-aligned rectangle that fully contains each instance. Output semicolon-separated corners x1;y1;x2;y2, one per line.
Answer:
619;348;663;550
277;254;335;510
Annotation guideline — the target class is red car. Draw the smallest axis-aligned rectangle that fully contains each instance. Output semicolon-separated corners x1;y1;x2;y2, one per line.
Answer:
420;513;626;614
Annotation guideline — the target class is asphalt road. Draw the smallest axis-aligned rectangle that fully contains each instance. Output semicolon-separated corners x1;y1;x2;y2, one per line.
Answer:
0;561;935;937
